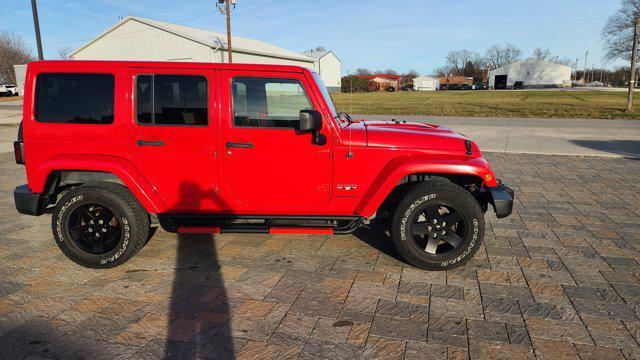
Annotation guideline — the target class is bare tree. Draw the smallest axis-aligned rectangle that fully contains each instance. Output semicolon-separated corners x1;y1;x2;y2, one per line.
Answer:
382;69;398;75
0;31;34;84
57;45;74;60
445;49;482;75
355;68;372;76
485;43;522;68
313;46;326;52
433;66;450;77
401;69;419;85
533;47;552;60
603;0;640;62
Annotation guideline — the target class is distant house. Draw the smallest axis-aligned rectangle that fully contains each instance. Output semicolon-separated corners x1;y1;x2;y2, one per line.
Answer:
488;58;571;89
301;50;341;92
413;76;439;91
356;74;401;91
437;75;473;89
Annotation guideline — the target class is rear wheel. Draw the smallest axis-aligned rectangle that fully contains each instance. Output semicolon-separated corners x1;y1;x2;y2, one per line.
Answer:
391;180;484;270
52;182;149;268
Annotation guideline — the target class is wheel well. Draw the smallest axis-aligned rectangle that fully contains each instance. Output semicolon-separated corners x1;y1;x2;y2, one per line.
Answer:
44;170;124;203
376;173;488;217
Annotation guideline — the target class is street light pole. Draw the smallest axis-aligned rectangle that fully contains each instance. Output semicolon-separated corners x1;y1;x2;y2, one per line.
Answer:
30;0;44;60
626;17;640;112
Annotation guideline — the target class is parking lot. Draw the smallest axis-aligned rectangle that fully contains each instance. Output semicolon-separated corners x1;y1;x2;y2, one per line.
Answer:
1;149;639;359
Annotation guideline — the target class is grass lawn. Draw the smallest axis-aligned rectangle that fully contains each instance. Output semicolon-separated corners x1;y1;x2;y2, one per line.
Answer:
332;90;640;119
0;96;21;103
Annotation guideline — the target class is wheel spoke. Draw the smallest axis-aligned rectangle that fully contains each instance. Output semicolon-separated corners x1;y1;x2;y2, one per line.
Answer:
92;237;103;253
80;207;96;222
444;212;462;226
70;225;91;239
425;236;439;254
104;227;120;240
443;233;464;248
97;208;114;225
411;223;429;236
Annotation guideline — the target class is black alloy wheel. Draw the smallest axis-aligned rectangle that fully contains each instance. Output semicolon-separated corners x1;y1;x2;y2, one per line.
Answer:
67;203;122;255
409;204;466;255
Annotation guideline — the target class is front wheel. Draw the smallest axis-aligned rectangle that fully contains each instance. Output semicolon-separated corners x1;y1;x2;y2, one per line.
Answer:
391;180;484;270
51;182;150;268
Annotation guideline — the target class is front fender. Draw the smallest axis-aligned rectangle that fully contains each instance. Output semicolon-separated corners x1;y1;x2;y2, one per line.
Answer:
31;154;166;213
354;155;498;217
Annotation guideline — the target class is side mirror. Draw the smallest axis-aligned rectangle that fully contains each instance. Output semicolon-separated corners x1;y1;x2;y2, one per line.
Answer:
299;110;326;145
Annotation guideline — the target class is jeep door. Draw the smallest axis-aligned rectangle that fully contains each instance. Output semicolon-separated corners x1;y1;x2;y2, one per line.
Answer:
128;68;218;212
219;70;333;209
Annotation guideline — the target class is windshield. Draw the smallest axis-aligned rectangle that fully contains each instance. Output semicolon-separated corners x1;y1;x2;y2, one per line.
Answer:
311;72;337;119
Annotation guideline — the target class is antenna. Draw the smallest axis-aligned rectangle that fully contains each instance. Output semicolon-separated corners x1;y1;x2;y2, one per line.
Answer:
347;42;355;159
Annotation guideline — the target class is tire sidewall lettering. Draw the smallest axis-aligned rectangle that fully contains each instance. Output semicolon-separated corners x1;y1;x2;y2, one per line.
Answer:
441;218;479;267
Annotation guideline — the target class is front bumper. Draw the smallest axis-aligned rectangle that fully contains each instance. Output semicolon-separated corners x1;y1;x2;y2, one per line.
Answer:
14;184;49;216
488;182;514;218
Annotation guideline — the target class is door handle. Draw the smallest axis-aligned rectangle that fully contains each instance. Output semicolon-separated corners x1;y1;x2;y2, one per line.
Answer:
226;142;253;149
137;140;165;147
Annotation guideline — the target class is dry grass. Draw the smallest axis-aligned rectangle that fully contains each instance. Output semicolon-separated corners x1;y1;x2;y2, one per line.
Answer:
0;96;21;103
332;90;640;119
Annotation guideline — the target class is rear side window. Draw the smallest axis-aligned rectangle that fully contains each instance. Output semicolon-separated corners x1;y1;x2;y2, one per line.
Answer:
35;73;115;124
231;77;313;128
136;75;208;126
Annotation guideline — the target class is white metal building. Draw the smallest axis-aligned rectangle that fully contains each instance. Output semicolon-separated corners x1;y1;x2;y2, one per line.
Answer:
71;16;340;90
412;75;439;91
301;50;341;92
488;58;572;89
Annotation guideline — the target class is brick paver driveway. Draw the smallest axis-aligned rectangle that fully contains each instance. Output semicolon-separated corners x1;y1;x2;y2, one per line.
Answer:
1;152;639;359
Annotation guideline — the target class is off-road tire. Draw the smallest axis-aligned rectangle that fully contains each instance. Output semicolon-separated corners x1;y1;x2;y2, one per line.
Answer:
51;182;149;268
390;180;484;270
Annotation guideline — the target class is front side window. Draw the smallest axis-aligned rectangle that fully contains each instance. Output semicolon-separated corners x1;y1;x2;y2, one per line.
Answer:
136;74;208;125
35;73;115;124
231;77;313;128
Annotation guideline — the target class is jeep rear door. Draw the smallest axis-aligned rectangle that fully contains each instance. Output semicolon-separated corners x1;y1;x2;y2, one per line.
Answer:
219;70;333;209
128;68;218;212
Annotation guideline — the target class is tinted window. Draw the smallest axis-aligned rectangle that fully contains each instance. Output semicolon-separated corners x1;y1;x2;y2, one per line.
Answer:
35;73;114;124
136;75;208;125
231;78;312;128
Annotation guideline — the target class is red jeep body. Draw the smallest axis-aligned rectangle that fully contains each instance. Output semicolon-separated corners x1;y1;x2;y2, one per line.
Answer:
14;60;513;269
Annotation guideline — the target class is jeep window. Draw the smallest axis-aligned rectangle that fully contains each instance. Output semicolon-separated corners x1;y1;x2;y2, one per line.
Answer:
34;73;114;124
136;75;207;126
231;78;313;128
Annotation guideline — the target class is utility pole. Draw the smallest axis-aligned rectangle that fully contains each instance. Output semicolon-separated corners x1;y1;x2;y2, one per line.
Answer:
217;0;236;63
626;18;640;112
30;0;44;60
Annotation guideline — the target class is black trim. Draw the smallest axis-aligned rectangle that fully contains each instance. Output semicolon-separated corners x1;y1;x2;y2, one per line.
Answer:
488;181;514;218
14;184;49;216
158;213;363;234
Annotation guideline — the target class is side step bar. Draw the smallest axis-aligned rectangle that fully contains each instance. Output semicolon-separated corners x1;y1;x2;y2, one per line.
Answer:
160;214;363;235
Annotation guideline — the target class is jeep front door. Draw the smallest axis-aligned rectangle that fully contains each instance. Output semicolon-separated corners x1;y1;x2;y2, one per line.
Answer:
220;71;332;209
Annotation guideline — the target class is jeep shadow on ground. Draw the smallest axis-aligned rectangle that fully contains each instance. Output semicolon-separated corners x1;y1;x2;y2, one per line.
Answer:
352;218;404;262
570;139;640;159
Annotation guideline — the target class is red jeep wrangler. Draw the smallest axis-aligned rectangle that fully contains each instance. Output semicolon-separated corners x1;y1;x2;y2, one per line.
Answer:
13;61;513;270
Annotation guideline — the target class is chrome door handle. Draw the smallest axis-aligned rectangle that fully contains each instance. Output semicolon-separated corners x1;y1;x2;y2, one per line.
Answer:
137;140;165;147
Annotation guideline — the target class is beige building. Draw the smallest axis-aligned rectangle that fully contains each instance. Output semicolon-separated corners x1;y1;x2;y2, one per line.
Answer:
71;16;341;91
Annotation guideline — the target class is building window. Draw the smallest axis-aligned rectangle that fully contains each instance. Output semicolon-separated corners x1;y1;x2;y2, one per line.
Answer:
231;77;313;128
136;74;208;126
526;71;531;76
35;73;115;124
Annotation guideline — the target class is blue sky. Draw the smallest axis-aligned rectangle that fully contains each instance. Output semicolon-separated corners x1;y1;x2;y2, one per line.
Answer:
4;0;624;75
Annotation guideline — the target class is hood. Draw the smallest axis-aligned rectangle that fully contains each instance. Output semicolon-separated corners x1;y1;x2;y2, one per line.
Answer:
340;119;480;155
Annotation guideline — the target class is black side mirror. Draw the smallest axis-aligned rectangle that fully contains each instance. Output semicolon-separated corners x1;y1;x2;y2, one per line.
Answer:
299;110;326;145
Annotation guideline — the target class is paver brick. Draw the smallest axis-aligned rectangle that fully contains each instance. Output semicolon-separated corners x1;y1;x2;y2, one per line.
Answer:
1;152;640;358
